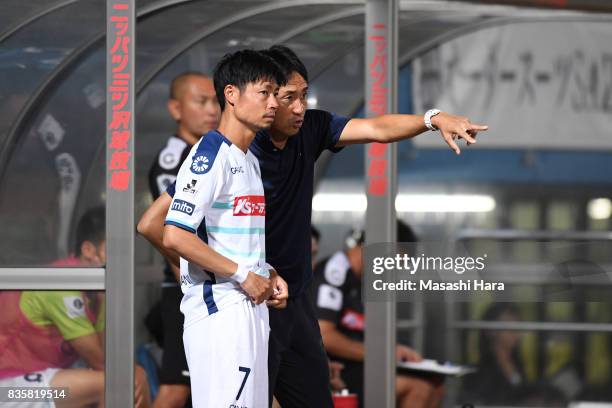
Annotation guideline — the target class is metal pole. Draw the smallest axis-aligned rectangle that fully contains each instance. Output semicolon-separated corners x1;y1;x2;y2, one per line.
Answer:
364;0;398;406
106;0;135;406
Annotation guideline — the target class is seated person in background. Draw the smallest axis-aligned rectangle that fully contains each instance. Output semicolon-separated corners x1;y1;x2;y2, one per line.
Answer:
0;207;150;408
311;226;444;408
310;224;346;393
462;303;529;405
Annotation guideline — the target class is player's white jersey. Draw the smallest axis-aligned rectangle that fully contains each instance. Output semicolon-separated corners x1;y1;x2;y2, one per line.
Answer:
165;130;269;327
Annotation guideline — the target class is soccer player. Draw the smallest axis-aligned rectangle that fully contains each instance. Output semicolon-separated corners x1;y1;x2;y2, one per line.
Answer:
0;207;151;408
147;72;220;408
160;50;287;408
138;45;487;407
311;228;444;408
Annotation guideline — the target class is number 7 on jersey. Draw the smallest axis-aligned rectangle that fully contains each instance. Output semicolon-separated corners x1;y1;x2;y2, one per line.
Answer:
236;366;251;400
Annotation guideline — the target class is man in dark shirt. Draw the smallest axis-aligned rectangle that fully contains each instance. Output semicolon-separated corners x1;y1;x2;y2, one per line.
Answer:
147;72;220;408
138;45;487;407
311;229;444;407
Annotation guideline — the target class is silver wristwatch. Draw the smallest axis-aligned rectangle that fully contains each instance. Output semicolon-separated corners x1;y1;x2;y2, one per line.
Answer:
424;109;441;131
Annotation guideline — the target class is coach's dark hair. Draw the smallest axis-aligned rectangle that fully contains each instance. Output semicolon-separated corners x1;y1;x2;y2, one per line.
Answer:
263;45;308;82
75;206;105;255
213;49;287;110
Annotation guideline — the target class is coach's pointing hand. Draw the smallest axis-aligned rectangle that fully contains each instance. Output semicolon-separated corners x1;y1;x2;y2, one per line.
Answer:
431;112;488;155
241;272;274;304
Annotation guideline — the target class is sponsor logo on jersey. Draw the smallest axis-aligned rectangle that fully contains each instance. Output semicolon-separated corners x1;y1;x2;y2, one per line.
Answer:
160;150;179;170
233;195;265;216
230;166;244;174
172;199;195;215
340;309;365;331
24;373;44;383
191;155;210;174
63;296;86;319
317;284;343;311
325;265;347;287
182;179;198;195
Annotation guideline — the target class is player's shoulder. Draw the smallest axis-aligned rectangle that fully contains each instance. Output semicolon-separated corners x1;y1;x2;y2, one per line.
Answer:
321;251;350;288
187;131;231;176
21;291;85;318
156;136;188;171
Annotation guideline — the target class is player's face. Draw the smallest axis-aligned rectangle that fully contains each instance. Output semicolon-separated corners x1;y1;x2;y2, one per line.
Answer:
173;77;220;140
271;72;307;137
81;240;106;266
235;80;279;130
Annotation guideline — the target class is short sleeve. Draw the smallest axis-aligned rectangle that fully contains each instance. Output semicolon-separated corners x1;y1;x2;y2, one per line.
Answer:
165;137;225;233
148;138;189;199
149;163;177;200
166;181;176;197
304;109;350;159
25;291;97;341
311;262;343;324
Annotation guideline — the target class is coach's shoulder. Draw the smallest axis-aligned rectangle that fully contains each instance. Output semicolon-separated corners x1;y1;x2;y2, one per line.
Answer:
187;131;229;175
305;109;331;122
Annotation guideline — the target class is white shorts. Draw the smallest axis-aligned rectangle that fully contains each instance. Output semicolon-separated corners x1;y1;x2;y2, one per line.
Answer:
0;368;59;408
183;298;269;408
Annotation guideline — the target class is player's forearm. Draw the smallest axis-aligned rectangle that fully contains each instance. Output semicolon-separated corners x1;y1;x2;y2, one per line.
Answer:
137;196;181;268
163;225;237;279
69;334;105;371
320;326;365;362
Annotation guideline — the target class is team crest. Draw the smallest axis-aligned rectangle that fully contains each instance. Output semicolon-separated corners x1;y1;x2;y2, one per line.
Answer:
191;155;210;174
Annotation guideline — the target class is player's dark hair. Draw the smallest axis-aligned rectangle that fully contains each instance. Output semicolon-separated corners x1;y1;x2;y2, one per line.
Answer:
169;71;210;99
75;206;105;255
264;45;308;82
213;49;287;110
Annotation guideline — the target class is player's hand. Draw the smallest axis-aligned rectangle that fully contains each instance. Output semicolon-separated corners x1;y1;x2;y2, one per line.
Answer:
431;112;488;155
267;268;288;309
329;361;346;391
396;344;422;363
241;271;274;304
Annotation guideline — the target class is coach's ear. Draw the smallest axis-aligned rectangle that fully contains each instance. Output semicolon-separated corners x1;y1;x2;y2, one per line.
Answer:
224;84;237;107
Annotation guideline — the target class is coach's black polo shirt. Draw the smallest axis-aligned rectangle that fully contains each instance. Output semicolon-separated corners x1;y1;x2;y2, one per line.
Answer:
168;109;349;296
251;109;348;296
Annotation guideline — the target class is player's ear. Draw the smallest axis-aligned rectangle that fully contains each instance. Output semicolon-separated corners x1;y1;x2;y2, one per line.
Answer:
224;84;237;107
167;99;181;121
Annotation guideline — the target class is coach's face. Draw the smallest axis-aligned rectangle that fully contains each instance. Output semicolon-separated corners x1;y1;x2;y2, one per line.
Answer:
230;79;279;131
271;72;307;137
